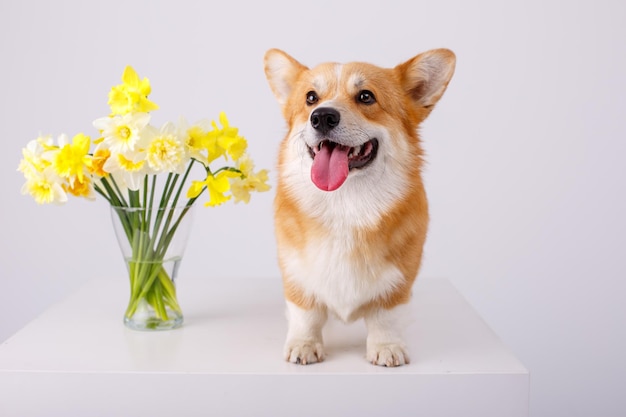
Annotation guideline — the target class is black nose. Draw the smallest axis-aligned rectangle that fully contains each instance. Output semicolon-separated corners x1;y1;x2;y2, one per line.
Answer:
310;107;340;133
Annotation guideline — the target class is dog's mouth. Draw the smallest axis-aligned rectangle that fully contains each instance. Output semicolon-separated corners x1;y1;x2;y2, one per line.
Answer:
308;138;379;191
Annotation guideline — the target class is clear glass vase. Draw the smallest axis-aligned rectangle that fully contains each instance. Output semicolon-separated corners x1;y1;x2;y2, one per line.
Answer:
110;205;194;331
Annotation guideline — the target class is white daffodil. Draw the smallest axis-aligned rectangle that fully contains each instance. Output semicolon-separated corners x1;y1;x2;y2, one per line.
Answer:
93;112;150;154
144;122;189;174
17;135;53;180
20;166;67;205
101;144;148;191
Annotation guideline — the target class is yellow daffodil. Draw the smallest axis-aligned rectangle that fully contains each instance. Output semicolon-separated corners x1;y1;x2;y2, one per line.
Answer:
186;126;206;147
204;171;235;207
186;180;205;199
214;112;247;161
89;148;111;177
180;118;214;165
181;113;247;166
108;66;159;115
187;170;240;207
204;128;226;163
52;133;92;187
64;177;95;200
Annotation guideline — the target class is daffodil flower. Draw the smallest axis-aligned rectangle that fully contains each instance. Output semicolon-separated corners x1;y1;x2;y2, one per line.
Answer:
235;153;255;176
230;168;270;204
93;112;150;154
51;133;92;187
108;66;159;115
228;153;271;203
64;177;95;200
144;122;188;174
188;170;240;207
20;167;67;205
89;148;111;178
214;112;248;161
204;128;226;163
17;135;53;180
205;171;238;206
102;147;148;191
179;117;212;165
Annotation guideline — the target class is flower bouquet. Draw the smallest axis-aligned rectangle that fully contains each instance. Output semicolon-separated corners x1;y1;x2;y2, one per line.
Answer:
18;66;270;330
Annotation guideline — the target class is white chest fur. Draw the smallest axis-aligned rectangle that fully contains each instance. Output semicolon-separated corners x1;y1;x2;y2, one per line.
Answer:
279;221;405;323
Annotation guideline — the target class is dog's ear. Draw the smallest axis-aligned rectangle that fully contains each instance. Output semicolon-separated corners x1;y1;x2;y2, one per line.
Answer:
264;49;308;106
396;49;456;113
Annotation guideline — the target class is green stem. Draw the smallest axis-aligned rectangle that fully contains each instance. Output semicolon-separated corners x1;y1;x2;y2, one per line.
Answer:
108;175;129;207
155;161;197;257
118;160;204;325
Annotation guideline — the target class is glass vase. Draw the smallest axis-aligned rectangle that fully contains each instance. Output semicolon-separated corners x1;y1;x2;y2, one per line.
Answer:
110;204;194;331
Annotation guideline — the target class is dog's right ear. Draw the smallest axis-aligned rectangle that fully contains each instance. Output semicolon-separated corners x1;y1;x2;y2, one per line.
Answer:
264;49;308;106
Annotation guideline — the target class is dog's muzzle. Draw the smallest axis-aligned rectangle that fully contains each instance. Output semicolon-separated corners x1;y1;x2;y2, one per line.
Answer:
307;107;379;191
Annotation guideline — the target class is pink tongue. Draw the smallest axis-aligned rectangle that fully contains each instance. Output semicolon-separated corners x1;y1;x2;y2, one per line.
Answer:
311;144;350;191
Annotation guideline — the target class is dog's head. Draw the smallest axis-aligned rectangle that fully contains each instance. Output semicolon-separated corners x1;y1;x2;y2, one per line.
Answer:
264;49;455;193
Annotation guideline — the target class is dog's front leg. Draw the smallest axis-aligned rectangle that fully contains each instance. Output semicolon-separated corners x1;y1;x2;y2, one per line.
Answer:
284;301;327;365
364;304;411;367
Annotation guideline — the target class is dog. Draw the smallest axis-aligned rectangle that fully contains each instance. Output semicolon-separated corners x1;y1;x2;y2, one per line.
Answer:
264;48;455;366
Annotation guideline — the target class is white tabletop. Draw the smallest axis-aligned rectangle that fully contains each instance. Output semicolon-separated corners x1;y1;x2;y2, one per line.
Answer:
0;277;529;416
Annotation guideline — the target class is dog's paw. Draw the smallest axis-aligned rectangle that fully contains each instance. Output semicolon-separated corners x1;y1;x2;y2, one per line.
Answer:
367;343;410;367
284;340;325;365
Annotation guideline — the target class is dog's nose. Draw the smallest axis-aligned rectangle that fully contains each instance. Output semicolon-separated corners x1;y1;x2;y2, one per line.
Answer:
310;107;340;133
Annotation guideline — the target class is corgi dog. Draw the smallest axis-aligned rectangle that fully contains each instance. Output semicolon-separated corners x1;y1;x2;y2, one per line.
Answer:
264;48;455;366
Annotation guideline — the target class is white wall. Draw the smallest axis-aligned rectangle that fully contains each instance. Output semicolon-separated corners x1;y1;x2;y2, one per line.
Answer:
1;1;624;416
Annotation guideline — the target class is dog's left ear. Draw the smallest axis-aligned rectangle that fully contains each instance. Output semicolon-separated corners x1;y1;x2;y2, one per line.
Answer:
396;49;456;113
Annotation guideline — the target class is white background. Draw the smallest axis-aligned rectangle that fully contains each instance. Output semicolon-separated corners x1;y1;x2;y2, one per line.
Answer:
1;1;624;416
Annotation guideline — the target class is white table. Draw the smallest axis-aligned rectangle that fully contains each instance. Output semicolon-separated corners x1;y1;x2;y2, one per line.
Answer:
0;278;528;416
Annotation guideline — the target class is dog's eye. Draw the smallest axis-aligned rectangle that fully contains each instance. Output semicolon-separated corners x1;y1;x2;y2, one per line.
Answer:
357;90;376;105
306;91;319;105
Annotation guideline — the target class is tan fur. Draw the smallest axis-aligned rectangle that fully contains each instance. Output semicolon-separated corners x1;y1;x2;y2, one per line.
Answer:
265;48;455;365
